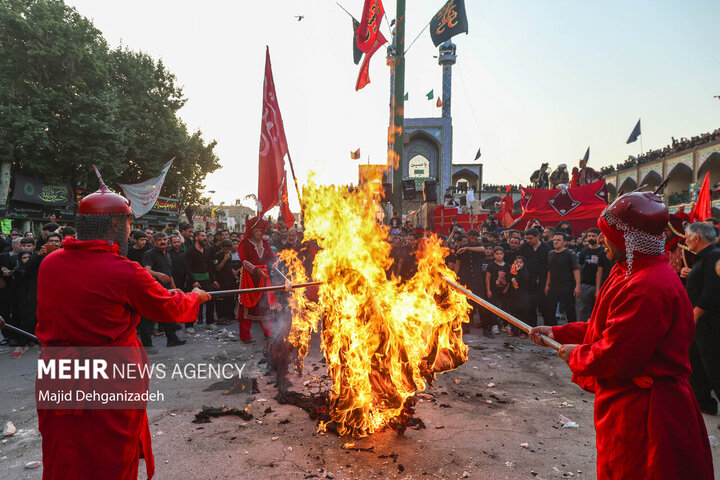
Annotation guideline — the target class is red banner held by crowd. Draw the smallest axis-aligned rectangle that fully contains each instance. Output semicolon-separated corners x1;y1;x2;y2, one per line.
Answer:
257;47;289;218
517;180;609;232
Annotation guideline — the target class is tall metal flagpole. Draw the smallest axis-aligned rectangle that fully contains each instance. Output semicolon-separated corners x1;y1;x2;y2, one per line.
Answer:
391;0;406;216
285;151;304;217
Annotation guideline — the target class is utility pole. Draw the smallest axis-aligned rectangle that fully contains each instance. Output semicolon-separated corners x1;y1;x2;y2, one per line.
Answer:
390;0;406;216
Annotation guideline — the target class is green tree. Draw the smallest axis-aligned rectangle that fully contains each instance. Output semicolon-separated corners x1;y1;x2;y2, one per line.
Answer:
0;0;220;207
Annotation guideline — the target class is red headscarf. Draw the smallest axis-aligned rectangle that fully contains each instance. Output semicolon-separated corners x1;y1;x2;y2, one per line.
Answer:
244;216;268;237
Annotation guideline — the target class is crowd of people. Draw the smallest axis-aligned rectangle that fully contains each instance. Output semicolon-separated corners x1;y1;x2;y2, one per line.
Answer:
0;218;316;356
388;216;613;340
599;128;720;175
529;159;602;190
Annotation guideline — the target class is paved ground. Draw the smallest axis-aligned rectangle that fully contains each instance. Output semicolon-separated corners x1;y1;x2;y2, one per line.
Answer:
2;323;719;479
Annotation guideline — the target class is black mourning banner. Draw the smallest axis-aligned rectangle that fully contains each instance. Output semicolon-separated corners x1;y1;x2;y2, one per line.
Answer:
352;18;363;65
12;174;72;207
429;0;469;47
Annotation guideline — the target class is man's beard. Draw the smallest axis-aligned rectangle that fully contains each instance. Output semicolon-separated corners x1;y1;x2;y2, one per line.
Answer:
114;229;129;256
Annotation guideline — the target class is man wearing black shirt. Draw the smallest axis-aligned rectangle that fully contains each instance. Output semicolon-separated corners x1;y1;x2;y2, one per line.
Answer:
126;230;149;265
545;233;580;326
577;228;606;322
519;228;553;326
455;230;486;332
214;240;236;325
179;222;194;252
169;235;191;292
682;222;720;414
185;230;219;332
504;236;521;265
143;232;185;347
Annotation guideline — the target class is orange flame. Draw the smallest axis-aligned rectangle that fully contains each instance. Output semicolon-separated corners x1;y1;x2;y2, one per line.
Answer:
282;176;470;437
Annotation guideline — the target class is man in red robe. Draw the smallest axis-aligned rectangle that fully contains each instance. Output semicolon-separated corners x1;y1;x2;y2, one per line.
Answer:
500;185;514;228
530;191;714;479
237;216;278;344
35;183;211;479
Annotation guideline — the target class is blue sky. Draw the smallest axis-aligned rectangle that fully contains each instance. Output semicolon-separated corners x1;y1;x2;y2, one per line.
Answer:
65;0;720;208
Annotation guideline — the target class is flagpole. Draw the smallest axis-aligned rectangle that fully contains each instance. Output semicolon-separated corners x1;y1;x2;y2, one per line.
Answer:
335;2;354;19
391;0;406;217
640;134;643;156
285;151;304;217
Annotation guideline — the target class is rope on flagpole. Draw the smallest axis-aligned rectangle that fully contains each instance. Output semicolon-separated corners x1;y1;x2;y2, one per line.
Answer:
404;19;431;55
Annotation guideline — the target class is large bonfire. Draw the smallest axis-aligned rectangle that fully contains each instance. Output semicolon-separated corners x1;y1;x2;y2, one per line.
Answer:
279;177;471;438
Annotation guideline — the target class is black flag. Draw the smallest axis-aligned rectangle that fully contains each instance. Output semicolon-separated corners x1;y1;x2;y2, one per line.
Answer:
352;18;363;65
430;0;469;47
626;119;641;144
582;147;589;163
474;147;481;160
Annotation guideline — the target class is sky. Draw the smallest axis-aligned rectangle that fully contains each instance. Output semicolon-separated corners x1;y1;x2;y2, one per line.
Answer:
64;0;720;209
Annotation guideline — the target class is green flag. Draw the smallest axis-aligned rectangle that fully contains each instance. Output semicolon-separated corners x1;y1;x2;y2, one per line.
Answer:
403;92;408;101
426;89;434;100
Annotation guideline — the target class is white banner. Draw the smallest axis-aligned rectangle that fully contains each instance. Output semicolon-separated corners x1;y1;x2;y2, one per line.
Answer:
119;158;174;218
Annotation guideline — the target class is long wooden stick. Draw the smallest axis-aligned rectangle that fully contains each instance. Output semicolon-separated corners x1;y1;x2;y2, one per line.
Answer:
442;277;562;351
1;323;39;343
208;281;322;297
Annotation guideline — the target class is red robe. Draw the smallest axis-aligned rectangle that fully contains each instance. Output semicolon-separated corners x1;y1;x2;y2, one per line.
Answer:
552;254;713;479
500;194;514;228
237;239;276;340
36;238;200;479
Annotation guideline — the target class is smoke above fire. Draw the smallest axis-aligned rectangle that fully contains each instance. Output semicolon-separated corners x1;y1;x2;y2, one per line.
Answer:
280;176;470;438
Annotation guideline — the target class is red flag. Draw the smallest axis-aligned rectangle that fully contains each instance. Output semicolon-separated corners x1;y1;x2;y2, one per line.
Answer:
279;171;294;228
356;0;385;53
516;180;609;233
690;172;712;223
257;47;289;218
355;32;387;91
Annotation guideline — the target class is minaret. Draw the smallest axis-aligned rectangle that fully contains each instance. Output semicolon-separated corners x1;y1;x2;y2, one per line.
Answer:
438;41;456;119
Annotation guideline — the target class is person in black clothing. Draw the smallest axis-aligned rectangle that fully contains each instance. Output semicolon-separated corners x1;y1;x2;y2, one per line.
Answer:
485;247;510;338
34;222;60;253
168;235;191;291
143;232;185;347
504;236;521;265
185;230;219;332
214;240;236;325
682;222;720;414
126;230;149;264
545;233;580;326
519;228;553;326
576;228;606;322
507;256;530;338
455;230;486;331
400;232;423;281
530;163;550;189
8;233;58;355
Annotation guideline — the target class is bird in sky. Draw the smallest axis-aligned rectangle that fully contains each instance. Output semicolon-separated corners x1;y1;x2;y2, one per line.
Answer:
295;15;304;21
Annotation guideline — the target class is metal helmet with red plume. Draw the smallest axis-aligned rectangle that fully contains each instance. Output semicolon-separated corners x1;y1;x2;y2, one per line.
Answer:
75;167;132;255
598;191;667;275
78;167;131;216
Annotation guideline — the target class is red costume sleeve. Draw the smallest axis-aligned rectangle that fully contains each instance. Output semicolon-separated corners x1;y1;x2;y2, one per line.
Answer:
125;267;200;324
551;322;588;345
567;292;671;378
